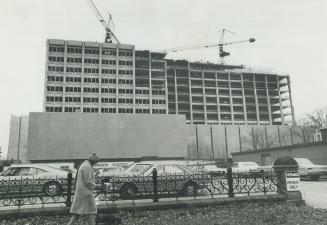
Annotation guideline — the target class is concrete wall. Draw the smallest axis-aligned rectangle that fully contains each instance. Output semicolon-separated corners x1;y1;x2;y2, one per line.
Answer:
321;128;327;142
232;142;327;165
27;113;187;161
186;124;304;160
8;112;316;162
7;115;29;163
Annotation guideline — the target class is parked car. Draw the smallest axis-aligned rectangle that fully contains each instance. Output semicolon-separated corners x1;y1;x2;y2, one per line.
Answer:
101;161;204;199
0;164;70;196
231;161;260;172
98;166;130;177
294;158;327;180
187;164;226;173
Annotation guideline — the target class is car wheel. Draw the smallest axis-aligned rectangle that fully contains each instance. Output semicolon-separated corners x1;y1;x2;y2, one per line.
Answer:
182;182;198;197
120;183;137;199
42;181;62;197
310;175;320;181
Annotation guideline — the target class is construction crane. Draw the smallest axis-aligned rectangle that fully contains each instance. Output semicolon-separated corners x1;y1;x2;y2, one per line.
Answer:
86;0;120;43
162;29;255;64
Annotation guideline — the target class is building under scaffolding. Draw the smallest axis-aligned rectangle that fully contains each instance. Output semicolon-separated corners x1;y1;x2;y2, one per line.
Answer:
44;39;295;125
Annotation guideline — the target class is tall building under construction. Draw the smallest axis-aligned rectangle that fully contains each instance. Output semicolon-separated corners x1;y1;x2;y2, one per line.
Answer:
45;39;295;125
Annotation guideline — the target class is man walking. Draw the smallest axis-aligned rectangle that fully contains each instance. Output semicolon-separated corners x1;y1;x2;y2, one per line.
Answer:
67;153;101;225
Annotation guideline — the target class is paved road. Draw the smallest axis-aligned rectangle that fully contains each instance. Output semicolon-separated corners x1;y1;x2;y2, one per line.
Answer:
300;176;327;209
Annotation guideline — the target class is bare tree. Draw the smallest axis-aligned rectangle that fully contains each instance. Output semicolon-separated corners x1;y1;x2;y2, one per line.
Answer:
293;106;327;143
292;119;315;143
306;106;327;129
242;127;279;150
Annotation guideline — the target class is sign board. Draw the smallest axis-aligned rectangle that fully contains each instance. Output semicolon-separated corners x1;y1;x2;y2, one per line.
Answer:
94;161;133;169
285;171;300;191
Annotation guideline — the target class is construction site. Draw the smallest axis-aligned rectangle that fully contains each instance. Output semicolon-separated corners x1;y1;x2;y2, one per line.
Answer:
8;0;298;163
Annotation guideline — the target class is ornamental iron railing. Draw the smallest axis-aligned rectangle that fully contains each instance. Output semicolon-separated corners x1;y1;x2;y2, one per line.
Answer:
0;169;279;208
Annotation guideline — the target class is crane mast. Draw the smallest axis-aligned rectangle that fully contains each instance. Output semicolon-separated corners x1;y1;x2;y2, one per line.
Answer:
86;0;120;44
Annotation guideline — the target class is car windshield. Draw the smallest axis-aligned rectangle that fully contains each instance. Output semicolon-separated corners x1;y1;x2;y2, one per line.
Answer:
233;162;258;167
295;158;314;166
127;164;152;175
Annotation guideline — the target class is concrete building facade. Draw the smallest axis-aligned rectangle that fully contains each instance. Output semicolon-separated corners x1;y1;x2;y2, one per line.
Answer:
45;39;295;125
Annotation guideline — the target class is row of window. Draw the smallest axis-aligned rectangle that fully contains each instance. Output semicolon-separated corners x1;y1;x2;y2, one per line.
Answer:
152;109;166;114
65;97;81;102
135;99;150;104
102;78;116;84
83;108;99;113
66;87;81;92
66;67;82;73
118;79;133;85
118;108;133;113
49;45;133;57
48;76;64;82
135;89;150;95
46;96;63;102
102;59;116;65
48;86;160;97
101;108;116;113
83;97;99;103
101;98;116;103
152;99;166;104
65;107;81;112
135;109;150;114
67;47;82;54
152;90;165;95
84;87;99;93
49;46;64;53
118;60;133;66
48;56;64;62
66;77;82;82
68;57;82;63
45;106;165;114
48;66;133;76
48;66;64;72
46;106;63;112
85;49;99;55
47;86;63;92
118;98;133;104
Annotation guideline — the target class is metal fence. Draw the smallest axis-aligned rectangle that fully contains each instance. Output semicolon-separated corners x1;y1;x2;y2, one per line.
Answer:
0;170;279;208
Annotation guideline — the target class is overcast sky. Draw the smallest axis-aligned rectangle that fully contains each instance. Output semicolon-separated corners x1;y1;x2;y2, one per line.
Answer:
0;0;326;157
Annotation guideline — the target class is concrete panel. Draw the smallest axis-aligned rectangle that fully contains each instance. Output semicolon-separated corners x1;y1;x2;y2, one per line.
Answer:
266;125;280;148
186;125;197;160
212;126;227;159
197;125;212;160
7;115;29;163
226;126;241;156
27;113;187;161
279;126;292;146
240;126;253;151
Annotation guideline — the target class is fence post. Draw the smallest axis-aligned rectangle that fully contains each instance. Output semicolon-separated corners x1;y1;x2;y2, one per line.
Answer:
227;166;234;197
152;168;158;202
66;172;72;207
273;156;302;200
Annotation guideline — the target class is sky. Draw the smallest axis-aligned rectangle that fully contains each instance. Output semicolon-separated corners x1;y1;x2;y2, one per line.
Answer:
0;0;326;157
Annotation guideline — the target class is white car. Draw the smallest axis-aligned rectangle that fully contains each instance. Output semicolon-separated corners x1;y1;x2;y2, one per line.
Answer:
231;161;260;172
294;158;327;180
188;164;226;173
98;166;130;177
0;164;70;196
101;161;202;199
